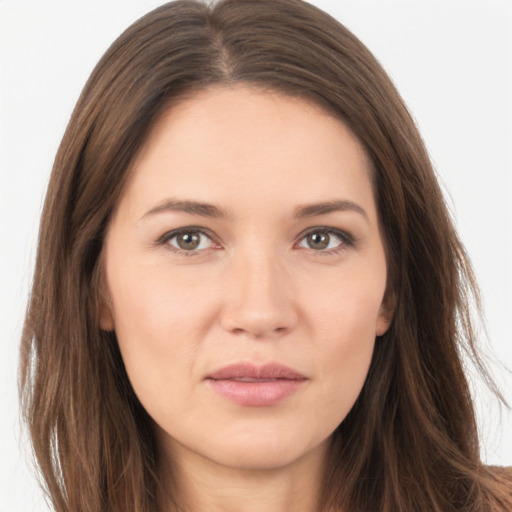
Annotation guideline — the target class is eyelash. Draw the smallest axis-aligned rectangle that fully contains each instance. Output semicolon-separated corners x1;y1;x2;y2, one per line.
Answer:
156;226;219;257
297;227;355;256
157;226;355;257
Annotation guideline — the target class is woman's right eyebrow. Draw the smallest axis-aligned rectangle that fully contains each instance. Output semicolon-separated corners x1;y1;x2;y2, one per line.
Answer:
141;198;227;220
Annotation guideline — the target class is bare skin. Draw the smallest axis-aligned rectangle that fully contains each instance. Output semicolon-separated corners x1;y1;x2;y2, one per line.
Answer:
158;434;329;511
101;85;393;512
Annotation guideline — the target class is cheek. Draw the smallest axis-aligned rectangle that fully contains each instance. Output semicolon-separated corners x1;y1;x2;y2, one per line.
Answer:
108;251;213;342
105;260;213;415
308;273;384;416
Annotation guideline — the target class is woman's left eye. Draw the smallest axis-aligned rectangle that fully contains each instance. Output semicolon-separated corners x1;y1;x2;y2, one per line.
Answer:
297;229;351;253
161;229;216;253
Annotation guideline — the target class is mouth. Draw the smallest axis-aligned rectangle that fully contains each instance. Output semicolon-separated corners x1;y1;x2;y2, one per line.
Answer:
205;362;308;407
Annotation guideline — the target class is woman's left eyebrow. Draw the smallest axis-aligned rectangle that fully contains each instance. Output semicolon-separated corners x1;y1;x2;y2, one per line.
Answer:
293;200;369;222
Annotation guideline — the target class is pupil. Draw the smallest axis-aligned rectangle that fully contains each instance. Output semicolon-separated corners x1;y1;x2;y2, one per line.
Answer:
178;232;200;250
308;232;329;250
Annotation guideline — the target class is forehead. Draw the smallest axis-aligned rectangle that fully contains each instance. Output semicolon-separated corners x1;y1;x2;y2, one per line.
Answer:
118;85;376;222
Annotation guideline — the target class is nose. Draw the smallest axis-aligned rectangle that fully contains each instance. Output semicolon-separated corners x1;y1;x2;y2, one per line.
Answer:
219;250;298;339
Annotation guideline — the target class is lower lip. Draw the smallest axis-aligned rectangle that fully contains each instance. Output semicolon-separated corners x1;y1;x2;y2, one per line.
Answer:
206;379;305;406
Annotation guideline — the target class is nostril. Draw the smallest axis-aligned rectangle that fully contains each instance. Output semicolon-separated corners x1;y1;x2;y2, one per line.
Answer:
219;276;298;338
229;325;289;339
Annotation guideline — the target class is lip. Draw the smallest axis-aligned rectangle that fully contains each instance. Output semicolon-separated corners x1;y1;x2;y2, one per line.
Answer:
205;362;308;407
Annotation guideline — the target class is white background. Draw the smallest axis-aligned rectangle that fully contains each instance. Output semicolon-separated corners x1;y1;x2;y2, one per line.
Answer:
1;1;511;510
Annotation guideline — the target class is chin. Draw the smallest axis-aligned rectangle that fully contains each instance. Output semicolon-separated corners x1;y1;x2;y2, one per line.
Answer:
221;441;306;470
172;422;331;473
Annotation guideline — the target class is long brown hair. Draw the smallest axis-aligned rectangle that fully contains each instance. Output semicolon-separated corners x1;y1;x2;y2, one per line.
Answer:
19;1;511;511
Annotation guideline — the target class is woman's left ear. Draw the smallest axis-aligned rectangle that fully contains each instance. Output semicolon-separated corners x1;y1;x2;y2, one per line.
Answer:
376;292;396;336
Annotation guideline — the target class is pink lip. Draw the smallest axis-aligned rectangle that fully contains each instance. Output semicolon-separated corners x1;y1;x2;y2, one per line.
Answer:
205;363;307;407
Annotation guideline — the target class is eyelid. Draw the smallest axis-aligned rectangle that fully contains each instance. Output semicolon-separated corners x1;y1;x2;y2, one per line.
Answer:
295;226;356;253
157;226;221;255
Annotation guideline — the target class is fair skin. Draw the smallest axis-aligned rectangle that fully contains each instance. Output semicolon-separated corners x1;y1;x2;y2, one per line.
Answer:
101;85;393;512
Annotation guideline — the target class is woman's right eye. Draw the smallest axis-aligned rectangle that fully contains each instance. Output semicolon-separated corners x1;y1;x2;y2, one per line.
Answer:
160;229;217;254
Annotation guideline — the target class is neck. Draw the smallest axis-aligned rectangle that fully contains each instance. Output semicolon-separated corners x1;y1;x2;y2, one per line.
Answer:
158;439;330;512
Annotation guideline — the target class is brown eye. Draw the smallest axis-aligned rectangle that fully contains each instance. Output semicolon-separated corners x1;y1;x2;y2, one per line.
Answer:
298;228;350;253
176;232;201;250
306;232;330;250
166;230;214;252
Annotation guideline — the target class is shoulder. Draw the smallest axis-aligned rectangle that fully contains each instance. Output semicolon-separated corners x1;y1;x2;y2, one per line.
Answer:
483;466;512;510
486;465;512;481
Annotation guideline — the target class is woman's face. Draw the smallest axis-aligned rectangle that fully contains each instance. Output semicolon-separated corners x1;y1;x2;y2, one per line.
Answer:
102;86;392;471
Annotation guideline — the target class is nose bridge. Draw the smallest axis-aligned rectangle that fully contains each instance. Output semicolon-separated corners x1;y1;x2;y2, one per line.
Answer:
220;241;297;338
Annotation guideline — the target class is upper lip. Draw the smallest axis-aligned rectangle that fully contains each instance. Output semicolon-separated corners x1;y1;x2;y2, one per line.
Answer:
206;362;307;381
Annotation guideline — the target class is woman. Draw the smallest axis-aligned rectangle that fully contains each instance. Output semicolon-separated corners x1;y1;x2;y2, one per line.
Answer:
19;0;511;511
